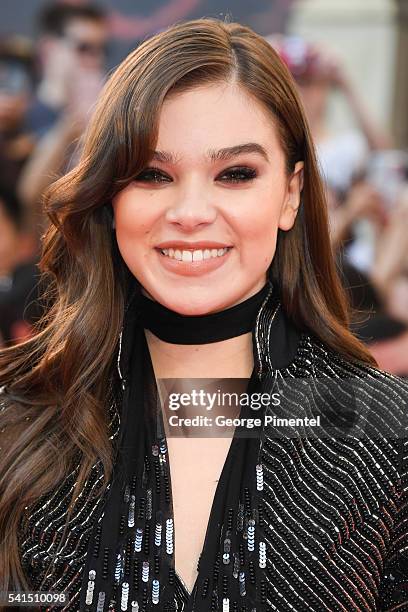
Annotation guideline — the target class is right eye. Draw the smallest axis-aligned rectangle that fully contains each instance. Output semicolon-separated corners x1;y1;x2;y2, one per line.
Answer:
133;168;172;183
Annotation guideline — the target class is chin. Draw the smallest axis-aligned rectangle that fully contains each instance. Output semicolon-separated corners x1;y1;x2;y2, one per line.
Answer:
145;285;235;316
165;297;222;316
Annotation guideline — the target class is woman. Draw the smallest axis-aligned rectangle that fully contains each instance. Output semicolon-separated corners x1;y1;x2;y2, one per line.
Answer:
0;18;407;612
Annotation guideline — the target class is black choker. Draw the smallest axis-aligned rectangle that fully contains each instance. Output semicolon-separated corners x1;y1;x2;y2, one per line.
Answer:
138;282;273;344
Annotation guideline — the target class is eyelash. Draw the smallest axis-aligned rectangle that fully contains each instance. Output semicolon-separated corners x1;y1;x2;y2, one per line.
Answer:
133;166;258;184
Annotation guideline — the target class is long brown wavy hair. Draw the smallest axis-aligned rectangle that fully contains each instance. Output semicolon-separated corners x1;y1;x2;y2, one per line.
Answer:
0;17;377;591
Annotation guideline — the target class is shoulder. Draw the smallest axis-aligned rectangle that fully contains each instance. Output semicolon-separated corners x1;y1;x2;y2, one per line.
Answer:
263;332;407;505
267;306;408;411
308;333;407;415
308;332;408;395
274;330;408;443
312;334;406;474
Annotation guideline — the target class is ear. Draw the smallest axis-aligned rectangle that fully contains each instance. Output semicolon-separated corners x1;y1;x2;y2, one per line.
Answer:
278;161;304;231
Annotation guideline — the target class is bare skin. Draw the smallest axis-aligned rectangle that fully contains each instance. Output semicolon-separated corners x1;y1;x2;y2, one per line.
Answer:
145;328;253;593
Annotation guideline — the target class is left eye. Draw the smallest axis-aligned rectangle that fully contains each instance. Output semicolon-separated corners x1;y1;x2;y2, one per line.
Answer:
134;168;171;183
218;167;257;183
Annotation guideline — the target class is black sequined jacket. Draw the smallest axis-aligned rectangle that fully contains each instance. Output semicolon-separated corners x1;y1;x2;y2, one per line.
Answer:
2;292;408;612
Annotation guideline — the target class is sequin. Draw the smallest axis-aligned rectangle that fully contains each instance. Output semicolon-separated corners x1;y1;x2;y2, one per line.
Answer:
15;282;408;611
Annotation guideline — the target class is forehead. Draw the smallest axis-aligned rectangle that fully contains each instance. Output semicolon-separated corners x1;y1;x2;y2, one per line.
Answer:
156;83;282;160
63;18;107;41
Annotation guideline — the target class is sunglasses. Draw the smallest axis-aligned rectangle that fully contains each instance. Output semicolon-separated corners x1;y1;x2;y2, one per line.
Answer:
65;37;109;57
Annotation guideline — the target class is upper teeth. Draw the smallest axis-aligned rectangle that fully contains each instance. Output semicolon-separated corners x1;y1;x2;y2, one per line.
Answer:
161;248;230;261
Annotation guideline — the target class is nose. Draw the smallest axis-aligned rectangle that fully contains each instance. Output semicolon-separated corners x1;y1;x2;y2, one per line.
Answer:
165;187;217;231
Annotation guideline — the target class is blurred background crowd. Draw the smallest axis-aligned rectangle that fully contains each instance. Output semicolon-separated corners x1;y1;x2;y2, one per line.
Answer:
1;0;408;375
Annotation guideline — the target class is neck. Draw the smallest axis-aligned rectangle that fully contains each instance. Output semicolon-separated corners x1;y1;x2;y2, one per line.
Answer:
145;329;254;380
138;281;272;379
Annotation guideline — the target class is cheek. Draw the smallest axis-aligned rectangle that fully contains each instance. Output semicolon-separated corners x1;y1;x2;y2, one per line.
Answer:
232;188;282;252
112;193;157;272
113;192;155;241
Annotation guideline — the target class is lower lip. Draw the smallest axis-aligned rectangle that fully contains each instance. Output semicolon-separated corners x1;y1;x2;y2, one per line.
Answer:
155;248;232;277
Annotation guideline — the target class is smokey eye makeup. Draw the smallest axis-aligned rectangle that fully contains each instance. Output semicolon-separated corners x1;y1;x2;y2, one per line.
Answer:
133;166;258;184
218;167;258;183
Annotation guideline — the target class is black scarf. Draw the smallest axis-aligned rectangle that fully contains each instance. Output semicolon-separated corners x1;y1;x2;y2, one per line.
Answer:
79;280;295;611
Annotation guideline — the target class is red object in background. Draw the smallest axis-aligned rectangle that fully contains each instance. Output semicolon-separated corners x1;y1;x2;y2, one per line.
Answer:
369;330;408;376
0;318;34;348
273;36;331;82
9;319;34;343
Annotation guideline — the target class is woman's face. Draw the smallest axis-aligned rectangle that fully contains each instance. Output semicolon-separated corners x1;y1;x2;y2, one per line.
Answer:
112;82;303;314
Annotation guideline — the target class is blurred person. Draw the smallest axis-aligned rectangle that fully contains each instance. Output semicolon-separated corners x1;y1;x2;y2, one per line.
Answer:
268;35;391;198
325;174;408;353
18;2;108;237
0;37;36;193
25;2;108;139
342;150;408;277
0;185;42;347
268;35;408;351
368;190;408;377
330;176;408;373
371;185;408;324
332;161;408;321
329;179;386;251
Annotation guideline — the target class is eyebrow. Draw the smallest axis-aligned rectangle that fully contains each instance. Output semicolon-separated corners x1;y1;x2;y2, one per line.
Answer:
149;142;269;164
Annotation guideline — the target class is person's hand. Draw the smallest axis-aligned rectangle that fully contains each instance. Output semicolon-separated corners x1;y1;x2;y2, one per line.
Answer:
301;42;349;90
325;52;350;91
344;181;386;226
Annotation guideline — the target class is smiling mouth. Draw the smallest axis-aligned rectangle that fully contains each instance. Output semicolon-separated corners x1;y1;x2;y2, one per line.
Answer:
158;247;233;262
